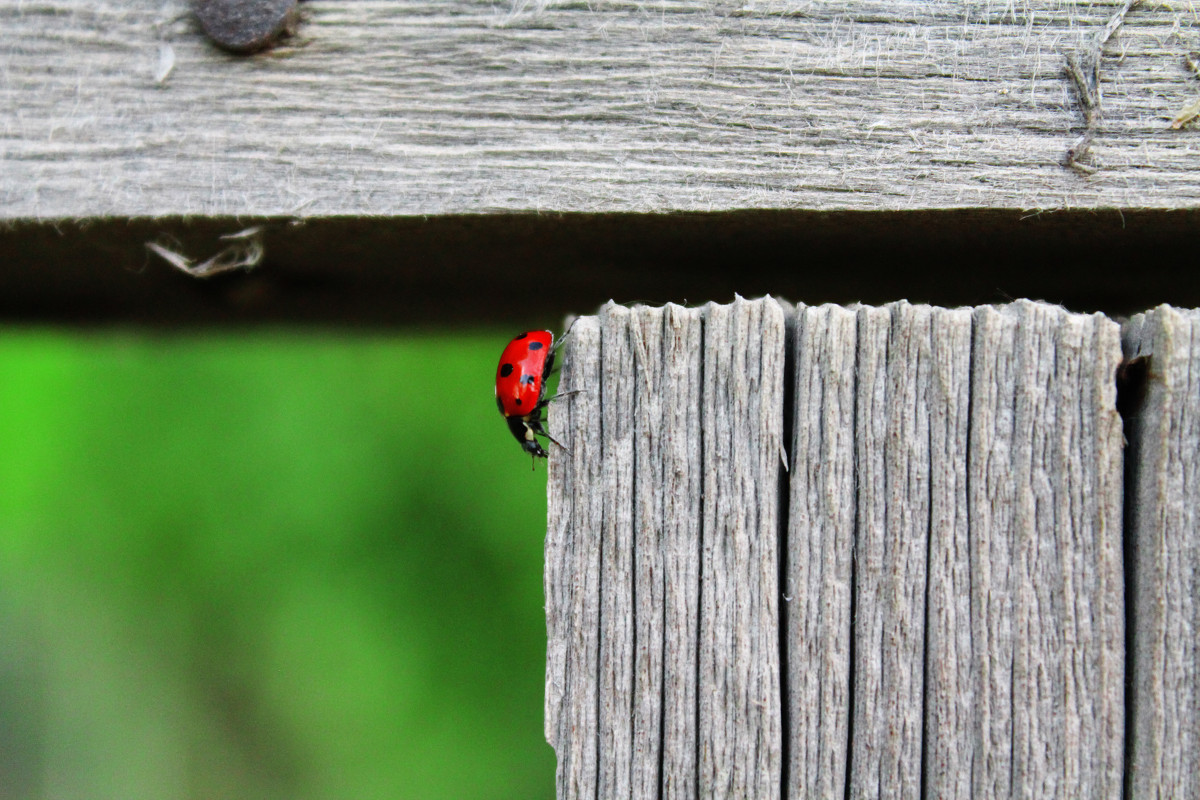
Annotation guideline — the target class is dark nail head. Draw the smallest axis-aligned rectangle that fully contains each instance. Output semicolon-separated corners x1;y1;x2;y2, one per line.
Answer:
192;0;299;54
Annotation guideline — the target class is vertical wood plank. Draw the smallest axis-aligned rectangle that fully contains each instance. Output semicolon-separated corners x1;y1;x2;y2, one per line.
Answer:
660;304;703;800
1072;308;1125;800
1124;306;1200;799
598;302;636;800
545;315;603;800
966;303;1018;800
919;307;974;800
849;302;933;800
698;296;785;800
630;305;666;800
785;304;856;800
968;301;1123;800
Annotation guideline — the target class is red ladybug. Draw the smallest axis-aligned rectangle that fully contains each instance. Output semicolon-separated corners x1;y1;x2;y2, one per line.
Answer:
495;330;566;463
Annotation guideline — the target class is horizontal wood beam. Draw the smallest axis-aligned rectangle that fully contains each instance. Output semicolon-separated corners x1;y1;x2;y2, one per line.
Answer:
5;0;1200;220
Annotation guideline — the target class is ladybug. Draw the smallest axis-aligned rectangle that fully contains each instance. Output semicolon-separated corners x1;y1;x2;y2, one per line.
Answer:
495;330;567;464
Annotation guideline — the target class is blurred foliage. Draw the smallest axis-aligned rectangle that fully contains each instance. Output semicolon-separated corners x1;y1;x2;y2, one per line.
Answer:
0;330;556;800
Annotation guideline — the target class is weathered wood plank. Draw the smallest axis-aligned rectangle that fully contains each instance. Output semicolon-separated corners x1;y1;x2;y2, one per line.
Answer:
968;301;1123;800
918;306;974;800
657;304;703;800
548;299;1131;800
5;0;1200;219
849;302;975;800
698;297;785;800
834;302;976;799
598;302;637;799
849;303;930;800
631;305;668;800
1123;305;1200;800
547;297;787;796
545;314;603;800
785;303;855;800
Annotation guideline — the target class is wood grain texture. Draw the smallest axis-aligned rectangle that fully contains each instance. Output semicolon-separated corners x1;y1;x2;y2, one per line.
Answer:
918;306;973;800
1123;305;1200;800
545;300;764;800
698;297;785;800
848;302;976;800
631;305;668;800
968;301;1124;800
843;302;974;800
5;0;1200;219
548;298;1134;800
656;304;703;800
545;314;603;800
849;303;931;800
598;301;637;799
785;303;855;800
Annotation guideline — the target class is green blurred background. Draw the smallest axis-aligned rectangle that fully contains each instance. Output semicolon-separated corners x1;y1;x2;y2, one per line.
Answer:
0;330;556;800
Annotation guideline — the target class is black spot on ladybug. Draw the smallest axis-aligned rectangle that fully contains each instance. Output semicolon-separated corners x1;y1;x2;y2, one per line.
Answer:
520;374;536;385
528;341;544;350
500;363;514;378
514;332;528;340
515;398;523;407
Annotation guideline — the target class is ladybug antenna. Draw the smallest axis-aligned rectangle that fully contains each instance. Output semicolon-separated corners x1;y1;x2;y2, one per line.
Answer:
550;317;578;354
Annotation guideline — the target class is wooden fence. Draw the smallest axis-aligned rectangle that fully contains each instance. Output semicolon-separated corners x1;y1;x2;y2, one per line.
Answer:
544;297;1195;799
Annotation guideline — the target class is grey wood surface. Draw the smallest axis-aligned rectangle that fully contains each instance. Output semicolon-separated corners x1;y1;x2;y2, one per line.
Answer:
1123;305;1200;800
545;313;602;800
966;302;1124;800
656;304;703;800
6;0;1200;219
916;305;973;800
547;298;1134;799
848;303;976;800
785;303;855;800
597;302;637;799
697;297;785;800
850;303;933;800
546;297;783;800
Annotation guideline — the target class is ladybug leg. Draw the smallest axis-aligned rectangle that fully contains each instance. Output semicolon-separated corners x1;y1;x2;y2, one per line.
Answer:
529;418;570;454
537;389;584;411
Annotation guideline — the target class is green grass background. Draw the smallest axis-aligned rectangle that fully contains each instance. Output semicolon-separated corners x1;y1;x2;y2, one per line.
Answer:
0;330;556;800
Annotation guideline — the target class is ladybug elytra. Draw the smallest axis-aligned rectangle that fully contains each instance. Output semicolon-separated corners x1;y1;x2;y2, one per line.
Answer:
495;330;567;464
